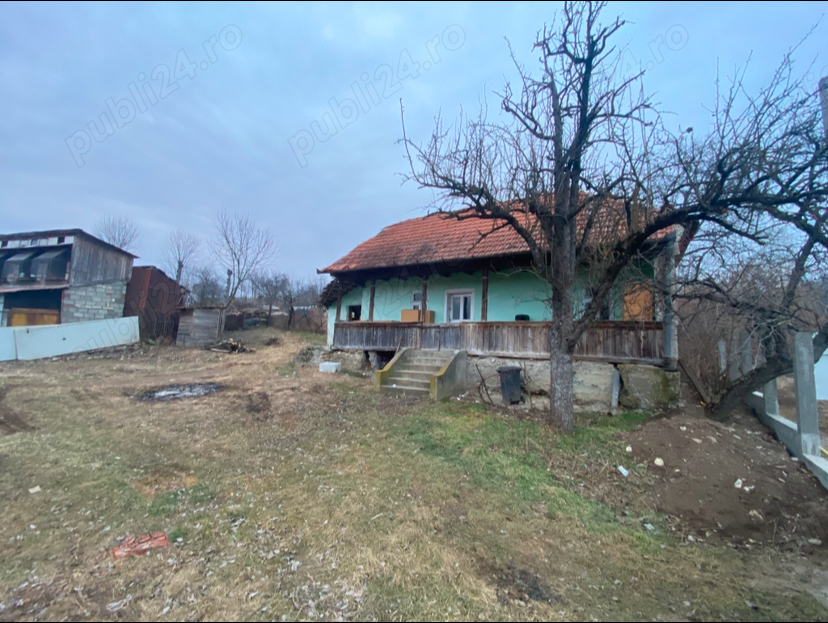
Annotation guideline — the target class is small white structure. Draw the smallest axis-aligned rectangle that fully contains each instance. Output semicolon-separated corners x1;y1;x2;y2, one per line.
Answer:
319;361;341;373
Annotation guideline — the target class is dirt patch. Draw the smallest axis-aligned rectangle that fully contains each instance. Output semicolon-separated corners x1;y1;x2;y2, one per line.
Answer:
622;405;828;550
245;390;272;420
132;463;199;497
135;382;223;402
0;388;33;435
477;558;562;606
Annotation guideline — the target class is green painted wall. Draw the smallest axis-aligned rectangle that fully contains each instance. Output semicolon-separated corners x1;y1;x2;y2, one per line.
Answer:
487;270;551;321
372;275;426;320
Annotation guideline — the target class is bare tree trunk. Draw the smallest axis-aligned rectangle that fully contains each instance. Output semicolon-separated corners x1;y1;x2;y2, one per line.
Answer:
547;197;577;432
707;359;793;420
707;328;828;420
549;327;575;432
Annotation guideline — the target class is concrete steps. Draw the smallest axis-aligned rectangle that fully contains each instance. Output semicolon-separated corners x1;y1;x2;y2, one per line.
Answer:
378;349;454;397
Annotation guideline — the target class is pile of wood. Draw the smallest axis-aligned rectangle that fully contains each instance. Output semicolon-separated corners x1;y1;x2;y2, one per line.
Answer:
209;339;255;354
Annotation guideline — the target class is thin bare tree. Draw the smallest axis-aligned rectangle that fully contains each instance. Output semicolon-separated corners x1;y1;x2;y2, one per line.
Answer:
163;229;201;285
93;214;139;252
251;270;289;323
190;265;224;307
402;1;828;430
210;209;277;309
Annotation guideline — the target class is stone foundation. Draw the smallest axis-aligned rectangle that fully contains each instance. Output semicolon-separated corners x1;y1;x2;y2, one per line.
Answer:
61;283;128;324
294;345;368;373
467;355;679;413
310;348;681;412
617;363;681;411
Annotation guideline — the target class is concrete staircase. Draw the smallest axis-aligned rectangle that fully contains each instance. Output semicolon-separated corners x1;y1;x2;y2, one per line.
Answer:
377;349;456;397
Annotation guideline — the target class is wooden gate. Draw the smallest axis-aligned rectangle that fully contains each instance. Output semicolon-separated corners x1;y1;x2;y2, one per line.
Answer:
8;308;60;326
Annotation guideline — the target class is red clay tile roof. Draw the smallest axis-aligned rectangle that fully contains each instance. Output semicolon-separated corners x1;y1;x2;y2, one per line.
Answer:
320;205;671;274
320;212;531;274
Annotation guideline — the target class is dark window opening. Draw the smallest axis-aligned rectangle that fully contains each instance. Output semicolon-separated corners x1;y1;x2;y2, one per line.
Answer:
348;305;362;321
1;251;37;283
57;236;65;244
31;249;70;282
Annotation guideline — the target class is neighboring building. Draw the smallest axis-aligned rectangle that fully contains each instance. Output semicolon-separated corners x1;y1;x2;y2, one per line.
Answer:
176;307;223;347
124;265;187;340
318;209;686;410
0;229;135;327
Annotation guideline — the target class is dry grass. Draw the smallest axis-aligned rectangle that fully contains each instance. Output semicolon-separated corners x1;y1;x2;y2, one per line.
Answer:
0;327;825;621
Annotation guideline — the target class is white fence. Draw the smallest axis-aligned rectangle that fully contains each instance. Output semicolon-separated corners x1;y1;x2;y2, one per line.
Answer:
745;332;828;490
0;317;139;362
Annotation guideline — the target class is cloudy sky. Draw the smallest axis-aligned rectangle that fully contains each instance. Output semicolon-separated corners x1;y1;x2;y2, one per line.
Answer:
1;1;826;278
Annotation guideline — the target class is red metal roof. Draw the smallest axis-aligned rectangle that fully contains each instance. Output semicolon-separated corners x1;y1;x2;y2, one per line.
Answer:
320;205;671;274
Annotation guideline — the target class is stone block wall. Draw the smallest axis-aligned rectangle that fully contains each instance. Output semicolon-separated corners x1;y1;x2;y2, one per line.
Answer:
61;283;128;324
467;355;680;413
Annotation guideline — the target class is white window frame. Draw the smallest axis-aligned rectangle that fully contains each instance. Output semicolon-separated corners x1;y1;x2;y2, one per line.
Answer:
411;290;422;311
444;289;474;323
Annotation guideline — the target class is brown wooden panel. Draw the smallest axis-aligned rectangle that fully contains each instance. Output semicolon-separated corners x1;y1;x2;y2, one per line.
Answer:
332;320;666;366
9;308;60;326
622;283;655;321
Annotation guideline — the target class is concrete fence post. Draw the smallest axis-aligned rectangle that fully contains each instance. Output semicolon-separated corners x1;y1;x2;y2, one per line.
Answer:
718;339;727;375
793;331;821;457
763;379;779;417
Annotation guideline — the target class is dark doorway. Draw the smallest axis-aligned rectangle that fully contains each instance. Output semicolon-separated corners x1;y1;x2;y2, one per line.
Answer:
3;289;63;326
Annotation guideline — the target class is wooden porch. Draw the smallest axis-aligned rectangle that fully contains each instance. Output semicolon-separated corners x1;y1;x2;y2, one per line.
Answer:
333;320;667;366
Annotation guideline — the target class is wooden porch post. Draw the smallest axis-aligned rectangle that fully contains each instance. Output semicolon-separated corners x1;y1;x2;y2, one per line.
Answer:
368;283;376;321
662;235;678;371
335;292;342;322
421;280;428;322
481;267;489;321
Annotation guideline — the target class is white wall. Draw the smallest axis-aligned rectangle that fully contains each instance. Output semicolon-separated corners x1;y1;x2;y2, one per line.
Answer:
0;317;139;361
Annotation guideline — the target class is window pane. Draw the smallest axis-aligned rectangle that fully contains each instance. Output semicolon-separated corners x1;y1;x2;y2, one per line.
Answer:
451;296;461;320
463;295;470;320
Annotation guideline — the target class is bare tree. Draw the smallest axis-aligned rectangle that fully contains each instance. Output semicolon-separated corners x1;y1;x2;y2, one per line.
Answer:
210;210;277;309
402;1;828;430
251;270;289;323
292;276;328;307
163;230;201;285
93;214;139;252
190;265;224;307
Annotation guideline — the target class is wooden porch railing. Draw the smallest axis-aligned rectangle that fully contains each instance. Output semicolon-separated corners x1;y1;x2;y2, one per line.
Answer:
333;320;666;366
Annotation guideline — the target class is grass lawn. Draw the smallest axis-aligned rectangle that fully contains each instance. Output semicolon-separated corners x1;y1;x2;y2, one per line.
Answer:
0;328;825;621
